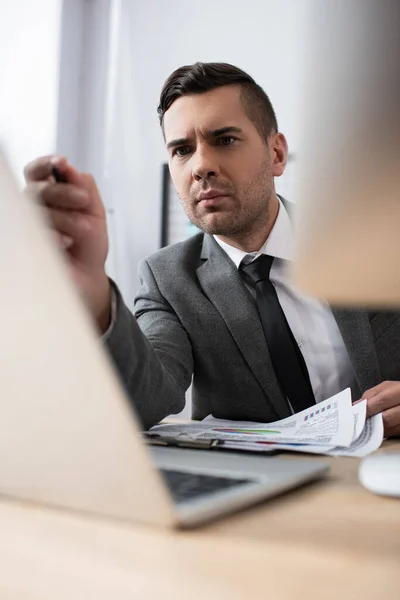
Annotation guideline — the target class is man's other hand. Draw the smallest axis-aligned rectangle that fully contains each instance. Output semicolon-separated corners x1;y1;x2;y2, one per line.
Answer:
359;381;400;438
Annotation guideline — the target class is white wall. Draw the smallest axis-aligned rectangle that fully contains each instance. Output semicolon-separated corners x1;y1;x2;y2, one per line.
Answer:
118;0;308;297
0;0;62;183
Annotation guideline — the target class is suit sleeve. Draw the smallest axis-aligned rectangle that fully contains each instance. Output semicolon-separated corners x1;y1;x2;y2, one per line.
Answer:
104;259;193;429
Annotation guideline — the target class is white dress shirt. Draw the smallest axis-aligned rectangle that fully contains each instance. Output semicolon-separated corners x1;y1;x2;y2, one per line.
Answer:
214;199;354;404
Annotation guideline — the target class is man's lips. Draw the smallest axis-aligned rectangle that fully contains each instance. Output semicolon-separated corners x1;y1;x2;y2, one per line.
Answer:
198;195;230;208
197;190;230;205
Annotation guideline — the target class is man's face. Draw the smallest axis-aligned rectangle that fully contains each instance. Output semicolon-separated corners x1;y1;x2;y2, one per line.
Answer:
163;85;278;238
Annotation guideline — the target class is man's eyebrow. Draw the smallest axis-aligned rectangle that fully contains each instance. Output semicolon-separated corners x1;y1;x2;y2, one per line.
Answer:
166;127;243;150
209;126;243;137
166;137;191;150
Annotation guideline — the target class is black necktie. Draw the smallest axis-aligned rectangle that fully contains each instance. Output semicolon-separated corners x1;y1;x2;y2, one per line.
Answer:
240;254;315;413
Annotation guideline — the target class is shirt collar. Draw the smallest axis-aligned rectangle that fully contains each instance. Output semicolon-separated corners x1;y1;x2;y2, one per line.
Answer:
214;197;294;269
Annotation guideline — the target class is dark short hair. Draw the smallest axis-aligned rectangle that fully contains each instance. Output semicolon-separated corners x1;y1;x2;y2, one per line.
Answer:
158;62;278;143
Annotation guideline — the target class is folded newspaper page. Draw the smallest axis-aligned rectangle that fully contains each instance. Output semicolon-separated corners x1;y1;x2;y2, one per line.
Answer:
228;402;383;457
150;388;357;449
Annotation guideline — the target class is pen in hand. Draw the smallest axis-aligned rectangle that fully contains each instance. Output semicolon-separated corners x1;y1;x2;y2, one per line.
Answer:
51;165;68;183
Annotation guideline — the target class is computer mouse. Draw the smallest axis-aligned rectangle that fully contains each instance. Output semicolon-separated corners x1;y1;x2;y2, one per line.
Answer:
358;453;400;498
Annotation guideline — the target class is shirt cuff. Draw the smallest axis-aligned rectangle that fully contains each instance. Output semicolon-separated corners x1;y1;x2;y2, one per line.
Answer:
101;285;117;341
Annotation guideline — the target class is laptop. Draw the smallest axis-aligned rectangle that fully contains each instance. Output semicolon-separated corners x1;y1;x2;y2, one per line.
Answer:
0;150;327;528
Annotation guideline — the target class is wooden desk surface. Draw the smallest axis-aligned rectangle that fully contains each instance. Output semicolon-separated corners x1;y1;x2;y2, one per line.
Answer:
0;442;399;600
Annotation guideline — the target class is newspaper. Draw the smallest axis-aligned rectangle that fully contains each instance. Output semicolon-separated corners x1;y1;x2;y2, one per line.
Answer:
150;388;384;457
251;400;367;455
326;412;383;457
231;402;383;457
151;388;355;448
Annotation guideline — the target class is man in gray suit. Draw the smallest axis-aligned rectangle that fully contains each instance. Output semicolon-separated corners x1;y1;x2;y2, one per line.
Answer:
25;62;400;436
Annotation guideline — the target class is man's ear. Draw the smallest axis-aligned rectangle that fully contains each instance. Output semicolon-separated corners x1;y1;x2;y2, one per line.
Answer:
270;133;288;177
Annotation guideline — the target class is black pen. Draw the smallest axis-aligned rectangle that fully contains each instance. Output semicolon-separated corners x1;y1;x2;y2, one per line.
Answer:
51;165;68;183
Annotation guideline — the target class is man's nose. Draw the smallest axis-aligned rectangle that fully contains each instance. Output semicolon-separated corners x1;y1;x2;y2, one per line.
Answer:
191;146;220;182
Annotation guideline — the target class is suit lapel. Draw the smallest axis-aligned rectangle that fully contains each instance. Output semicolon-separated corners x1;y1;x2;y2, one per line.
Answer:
331;308;381;393
196;235;290;420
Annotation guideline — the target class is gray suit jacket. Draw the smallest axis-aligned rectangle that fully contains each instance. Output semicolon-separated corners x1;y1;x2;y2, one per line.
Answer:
106;232;400;430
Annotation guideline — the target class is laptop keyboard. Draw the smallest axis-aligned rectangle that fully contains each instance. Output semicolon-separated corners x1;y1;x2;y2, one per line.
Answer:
160;468;253;503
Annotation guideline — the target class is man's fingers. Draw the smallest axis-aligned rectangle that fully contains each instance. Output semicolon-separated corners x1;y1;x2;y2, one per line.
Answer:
360;381;400;437
57;233;74;250
24;156;87;189
25;181;90;211
24;158;105;219
24;181;48;201
364;389;400;417
42;183;90;210
79;172;106;219
24;155;67;183
359;380;394;402
45;208;91;240
382;405;400;438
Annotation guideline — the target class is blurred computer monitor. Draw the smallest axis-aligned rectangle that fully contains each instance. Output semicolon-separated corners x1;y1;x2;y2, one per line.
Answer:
293;0;400;308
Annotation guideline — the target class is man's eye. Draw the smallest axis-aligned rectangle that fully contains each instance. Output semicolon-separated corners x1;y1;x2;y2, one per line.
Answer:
219;136;236;146
174;146;190;157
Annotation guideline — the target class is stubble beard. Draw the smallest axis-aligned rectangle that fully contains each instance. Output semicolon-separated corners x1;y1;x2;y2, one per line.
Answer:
180;158;274;237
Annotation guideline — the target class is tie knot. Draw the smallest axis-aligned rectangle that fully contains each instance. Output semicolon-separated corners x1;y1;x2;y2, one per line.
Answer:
240;254;274;284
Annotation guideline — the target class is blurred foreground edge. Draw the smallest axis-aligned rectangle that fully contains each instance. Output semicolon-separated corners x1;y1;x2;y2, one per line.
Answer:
292;0;400;308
